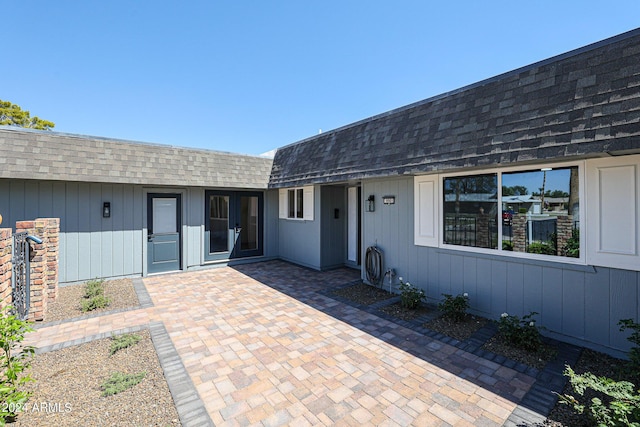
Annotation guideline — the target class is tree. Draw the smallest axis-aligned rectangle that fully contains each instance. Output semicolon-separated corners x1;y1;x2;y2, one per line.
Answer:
0;100;55;130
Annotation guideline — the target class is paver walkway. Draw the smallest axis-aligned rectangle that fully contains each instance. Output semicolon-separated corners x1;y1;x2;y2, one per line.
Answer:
25;260;552;426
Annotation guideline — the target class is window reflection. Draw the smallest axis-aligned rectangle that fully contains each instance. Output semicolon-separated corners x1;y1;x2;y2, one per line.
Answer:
443;174;498;249
502;167;579;257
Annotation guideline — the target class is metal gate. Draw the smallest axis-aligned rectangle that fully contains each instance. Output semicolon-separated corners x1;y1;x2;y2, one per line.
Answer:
12;231;30;320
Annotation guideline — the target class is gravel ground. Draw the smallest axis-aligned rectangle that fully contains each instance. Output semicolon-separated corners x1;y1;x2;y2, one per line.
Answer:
12;279;181;426
45;279;140;322
14;329;180;427
425;314;488;342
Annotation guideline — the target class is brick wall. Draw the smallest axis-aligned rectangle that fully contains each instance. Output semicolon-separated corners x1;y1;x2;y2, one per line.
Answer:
0;228;12;311
14;218;60;321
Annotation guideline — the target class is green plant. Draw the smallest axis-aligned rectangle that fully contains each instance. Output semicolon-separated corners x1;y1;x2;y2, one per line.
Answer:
502;240;513;251
0;306;35;424
439;293;470;322
398;278;425;309
562;228;580;258
557;365;640;426
84;279;105;299
100;371;147;397
497;311;543;352
81;294;110;312
81;279;110;312
109;333;141;356
527;241;556;255
619;319;640;376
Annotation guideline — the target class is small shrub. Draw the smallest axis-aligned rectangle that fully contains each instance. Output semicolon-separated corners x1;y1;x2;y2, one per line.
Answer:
81;294;111;312
0;306;35;424
527;241;556;255
502;240;514;251
109;333;141;356
497;311;543;352
100;371;147;397
84;279;105;299
439;293;470;322
557;365;640;426
81;279;110;312
562;228;580;258
398;278;425;310
619;319;640;377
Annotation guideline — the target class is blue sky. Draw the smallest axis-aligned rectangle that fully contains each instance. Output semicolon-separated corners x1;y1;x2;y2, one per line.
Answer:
4;1;639;155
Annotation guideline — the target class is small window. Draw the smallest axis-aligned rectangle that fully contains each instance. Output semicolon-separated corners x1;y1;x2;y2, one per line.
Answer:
279;186;314;221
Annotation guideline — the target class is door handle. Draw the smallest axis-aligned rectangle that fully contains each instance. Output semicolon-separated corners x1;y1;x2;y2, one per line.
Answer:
147;234;154;241
234;225;242;233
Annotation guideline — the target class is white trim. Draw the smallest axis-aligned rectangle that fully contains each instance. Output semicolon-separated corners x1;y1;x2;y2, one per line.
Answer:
586;155;640;271
414;175;439;247
414;161;587;265
348;187;358;261
278;186;315;221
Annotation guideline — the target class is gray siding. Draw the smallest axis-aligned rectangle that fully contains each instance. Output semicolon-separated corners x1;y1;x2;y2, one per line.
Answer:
362;176;640;356
0;179;144;283
1;179;278;283
278;187;321;269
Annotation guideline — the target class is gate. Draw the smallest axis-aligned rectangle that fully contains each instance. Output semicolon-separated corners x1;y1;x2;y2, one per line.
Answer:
12;231;30;320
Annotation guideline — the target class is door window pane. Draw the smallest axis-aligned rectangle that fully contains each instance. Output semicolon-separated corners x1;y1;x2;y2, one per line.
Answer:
502;167;579;257
209;195;229;253
240;196;258;251
443;174;498;249
152;198;177;234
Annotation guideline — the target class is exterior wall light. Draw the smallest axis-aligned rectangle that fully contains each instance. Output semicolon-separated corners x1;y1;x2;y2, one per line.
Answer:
103;202;111;218
367;195;375;212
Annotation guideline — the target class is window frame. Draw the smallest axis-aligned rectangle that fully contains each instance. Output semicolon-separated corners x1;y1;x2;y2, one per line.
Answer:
416;160;585;264
278;186;314;221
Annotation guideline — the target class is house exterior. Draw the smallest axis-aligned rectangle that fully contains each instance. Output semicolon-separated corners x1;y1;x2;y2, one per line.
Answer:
0;28;639;357
0;129;277;282
269;28;640;357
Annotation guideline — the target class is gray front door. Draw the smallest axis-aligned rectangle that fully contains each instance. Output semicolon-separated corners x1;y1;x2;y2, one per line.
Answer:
147;193;181;274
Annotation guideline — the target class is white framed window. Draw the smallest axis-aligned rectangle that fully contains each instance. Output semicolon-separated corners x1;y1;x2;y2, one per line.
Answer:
278;186;314;220
415;161;585;263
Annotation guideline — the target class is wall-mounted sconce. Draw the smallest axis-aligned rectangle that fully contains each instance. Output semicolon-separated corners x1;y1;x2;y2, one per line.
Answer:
382;195;396;205
367;195;375;212
103;202;111;218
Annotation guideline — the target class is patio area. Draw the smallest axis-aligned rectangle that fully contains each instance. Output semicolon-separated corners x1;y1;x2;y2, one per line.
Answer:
25;260;555;426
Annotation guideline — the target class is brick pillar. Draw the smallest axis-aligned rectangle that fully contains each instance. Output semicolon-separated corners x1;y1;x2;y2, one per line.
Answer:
556;215;573;256
476;213;489;248
512;214;527;253
0;228;12;311
44;219;59;303
16;220;46;321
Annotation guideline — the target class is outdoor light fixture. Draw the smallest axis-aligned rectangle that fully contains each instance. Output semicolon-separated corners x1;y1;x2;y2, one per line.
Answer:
103;202;111;218
367;195;375;212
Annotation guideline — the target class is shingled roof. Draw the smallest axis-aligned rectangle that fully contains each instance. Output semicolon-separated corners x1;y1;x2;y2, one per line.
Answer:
0;127;273;189
269;28;640;188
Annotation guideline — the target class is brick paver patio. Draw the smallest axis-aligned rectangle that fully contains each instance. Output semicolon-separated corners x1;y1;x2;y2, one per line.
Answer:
26;260;553;426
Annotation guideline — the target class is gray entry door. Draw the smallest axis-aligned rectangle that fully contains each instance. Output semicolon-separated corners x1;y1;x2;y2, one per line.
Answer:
147;194;181;274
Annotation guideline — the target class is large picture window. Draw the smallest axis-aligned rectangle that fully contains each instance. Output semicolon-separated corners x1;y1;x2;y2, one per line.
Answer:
435;165;581;259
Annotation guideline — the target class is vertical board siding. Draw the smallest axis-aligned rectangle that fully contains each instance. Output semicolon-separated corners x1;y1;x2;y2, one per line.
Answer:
111;185;125;277
358;175;640;354
506;262;525;316
265;190;279;258
610;269;639;350
187;188;204;267
101;184;113;278
562;269;586;338
90;183;103;278
278;186;321;269
0;179;144;283
77;183;92;280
